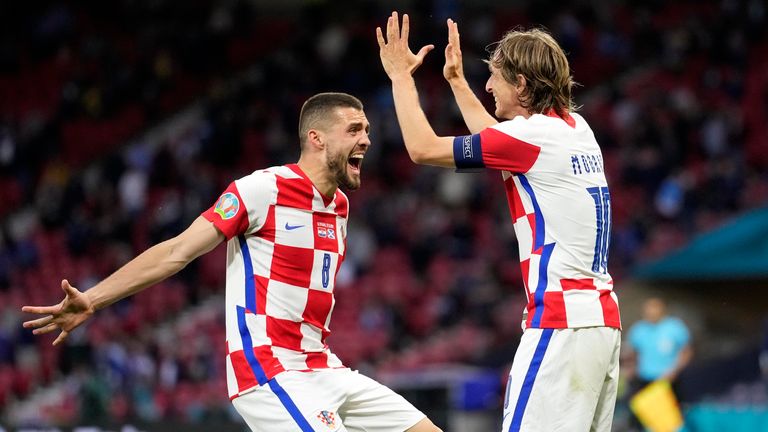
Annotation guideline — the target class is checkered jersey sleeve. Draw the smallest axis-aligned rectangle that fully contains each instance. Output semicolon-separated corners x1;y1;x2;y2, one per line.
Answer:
453;120;541;174
202;171;275;239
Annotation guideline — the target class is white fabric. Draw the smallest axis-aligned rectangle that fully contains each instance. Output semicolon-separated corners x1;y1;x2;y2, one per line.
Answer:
232;369;426;432
502;327;621;432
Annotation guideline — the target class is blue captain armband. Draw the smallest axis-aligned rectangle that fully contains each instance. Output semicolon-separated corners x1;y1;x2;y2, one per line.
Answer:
453;134;485;172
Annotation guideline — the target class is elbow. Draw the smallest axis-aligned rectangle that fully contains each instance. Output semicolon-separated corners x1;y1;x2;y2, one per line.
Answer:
405;136;444;165
408;148;428;165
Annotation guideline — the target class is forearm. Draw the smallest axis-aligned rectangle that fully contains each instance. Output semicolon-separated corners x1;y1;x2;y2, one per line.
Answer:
448;78;497;133
85;239;189;310
391;74;454;166
391;74;439;159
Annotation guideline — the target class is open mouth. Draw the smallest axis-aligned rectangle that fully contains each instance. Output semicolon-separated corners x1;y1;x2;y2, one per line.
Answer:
348;153;364;173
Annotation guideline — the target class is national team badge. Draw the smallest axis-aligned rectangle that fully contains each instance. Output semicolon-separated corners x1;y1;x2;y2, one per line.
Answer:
214;192;240;220
316;410;337;429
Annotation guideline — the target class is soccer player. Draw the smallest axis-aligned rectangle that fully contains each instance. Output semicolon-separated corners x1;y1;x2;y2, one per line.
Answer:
22;93;441;432
377;12;621;431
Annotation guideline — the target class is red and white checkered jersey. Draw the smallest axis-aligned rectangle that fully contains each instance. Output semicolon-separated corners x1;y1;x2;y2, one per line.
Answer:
201;164;348;399
454;111;621;330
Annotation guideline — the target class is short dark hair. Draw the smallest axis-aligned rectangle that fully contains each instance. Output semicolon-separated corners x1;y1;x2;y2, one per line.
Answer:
298;92;364;146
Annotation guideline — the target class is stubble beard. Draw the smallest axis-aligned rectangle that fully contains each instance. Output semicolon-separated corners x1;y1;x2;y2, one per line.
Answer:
328;151;360;191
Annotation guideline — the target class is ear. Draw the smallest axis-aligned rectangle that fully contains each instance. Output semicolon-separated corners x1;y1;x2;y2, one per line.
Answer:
307;129;324;150
515;74;527;92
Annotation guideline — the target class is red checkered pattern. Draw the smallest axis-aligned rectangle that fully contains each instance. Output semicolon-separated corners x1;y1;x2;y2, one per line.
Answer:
473;112;621;330
202;164;348;399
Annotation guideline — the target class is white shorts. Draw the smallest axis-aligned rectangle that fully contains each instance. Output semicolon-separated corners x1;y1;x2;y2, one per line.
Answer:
232;368;426;431
502;327;621;432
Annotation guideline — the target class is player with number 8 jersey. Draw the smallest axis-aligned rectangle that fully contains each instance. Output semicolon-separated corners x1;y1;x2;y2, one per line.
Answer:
202;164;350;398
22;92;441;432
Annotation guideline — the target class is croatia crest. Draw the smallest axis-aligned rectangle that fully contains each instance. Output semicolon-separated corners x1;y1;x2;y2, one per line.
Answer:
214;192;240;220
316;410;337;429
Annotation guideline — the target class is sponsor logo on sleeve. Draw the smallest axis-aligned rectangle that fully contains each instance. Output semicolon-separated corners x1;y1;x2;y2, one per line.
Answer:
214;192;240;220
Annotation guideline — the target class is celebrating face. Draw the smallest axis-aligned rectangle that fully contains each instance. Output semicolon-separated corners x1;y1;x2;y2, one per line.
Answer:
323;107;371;190
486;63;526;119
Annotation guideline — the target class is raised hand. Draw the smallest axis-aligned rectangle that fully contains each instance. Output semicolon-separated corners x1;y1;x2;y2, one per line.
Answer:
376;11;434;79
443;18;465;82
22;279;95;346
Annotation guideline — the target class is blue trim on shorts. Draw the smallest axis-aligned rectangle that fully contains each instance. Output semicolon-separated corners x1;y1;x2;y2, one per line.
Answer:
237;306;268;385
509;329;554;432
238;235;256;312
268;377;315;431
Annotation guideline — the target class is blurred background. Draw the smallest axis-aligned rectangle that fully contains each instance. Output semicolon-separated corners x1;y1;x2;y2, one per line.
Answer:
1;0;767;431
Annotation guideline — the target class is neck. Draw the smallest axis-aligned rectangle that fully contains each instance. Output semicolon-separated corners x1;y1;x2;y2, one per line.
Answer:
297;156;337;198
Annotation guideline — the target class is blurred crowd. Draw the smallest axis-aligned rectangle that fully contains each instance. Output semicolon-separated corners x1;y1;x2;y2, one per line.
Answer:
1;0;767;426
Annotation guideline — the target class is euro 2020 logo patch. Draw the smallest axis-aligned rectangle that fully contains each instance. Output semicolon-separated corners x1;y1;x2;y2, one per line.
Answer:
214;192;240;220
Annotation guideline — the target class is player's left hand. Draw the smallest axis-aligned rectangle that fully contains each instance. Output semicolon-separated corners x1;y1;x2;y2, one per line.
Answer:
443;18;465;83
376;11;434;79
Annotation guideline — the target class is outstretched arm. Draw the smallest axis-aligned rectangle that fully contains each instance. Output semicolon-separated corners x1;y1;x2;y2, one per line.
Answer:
22;216;225;345
443;18;497;134
377;11;455;167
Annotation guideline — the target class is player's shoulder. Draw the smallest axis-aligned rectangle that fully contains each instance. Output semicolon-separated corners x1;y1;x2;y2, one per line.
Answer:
489;115;529;132
568;112;596;132
234;165;284;190
487;114;557;145
490;111;584;132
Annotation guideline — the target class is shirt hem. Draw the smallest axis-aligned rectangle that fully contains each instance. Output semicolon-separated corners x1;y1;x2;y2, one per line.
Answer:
229;365;349;401
525;320;622;330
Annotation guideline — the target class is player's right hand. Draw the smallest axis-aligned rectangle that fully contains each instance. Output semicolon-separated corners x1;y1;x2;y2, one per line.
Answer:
21;279;96;346
376;11;435;79
443;18;465;83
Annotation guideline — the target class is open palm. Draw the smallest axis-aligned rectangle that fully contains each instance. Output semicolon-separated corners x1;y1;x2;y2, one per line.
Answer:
443;18;465;82
22;279;95;345
376;11;434;79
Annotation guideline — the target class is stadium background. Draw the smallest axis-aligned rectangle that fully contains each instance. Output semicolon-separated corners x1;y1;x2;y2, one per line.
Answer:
1;0;767;430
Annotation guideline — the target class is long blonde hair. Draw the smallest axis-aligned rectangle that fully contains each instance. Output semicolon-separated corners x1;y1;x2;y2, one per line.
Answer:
488;28;577;116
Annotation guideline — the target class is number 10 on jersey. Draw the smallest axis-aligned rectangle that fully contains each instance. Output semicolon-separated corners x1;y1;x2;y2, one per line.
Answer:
587;186;611;274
